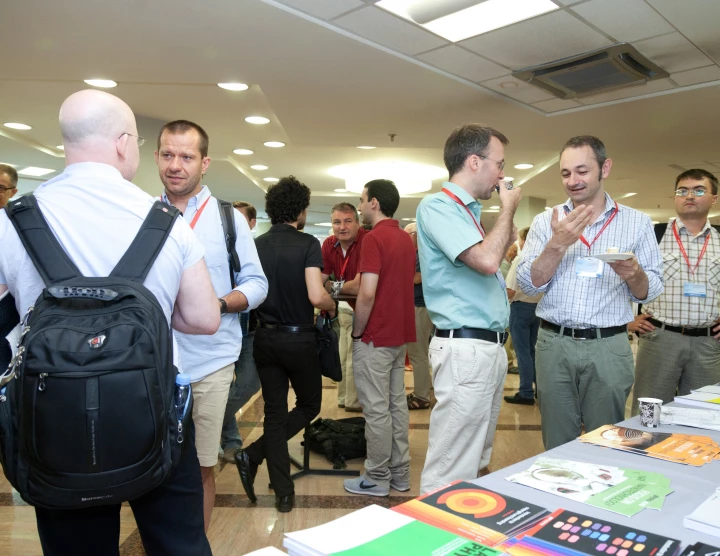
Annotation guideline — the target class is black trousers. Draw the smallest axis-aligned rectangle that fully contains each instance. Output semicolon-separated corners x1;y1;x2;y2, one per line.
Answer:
246;328;322;497
35;422;211;556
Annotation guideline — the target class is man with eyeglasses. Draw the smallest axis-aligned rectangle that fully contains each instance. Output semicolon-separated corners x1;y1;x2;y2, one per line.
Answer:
517;135;663;450
0;163;18;209
629;169;720;413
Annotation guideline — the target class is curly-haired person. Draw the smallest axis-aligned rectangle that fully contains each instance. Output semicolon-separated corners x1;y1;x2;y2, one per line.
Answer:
235;176;336;513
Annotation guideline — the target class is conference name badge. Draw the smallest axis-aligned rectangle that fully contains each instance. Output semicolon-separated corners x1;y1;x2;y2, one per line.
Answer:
683;282;707;298
576;257;604;278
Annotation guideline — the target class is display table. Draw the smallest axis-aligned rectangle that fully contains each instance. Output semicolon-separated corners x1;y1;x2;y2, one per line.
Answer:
471;407;720;543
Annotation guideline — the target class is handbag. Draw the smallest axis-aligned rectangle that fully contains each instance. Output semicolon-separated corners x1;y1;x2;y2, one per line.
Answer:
315;313;342;382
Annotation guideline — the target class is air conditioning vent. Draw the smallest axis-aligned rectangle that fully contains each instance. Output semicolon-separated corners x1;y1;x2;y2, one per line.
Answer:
512;43;668;99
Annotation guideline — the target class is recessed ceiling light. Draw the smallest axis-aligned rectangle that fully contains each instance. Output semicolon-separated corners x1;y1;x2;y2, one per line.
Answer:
329;161;447;195
18;167;55;177
334;188;348;193
514;163;533;170
4;122;32;130
84;79;117;88
401;218;417;221
251;164;268;171
503;176;514;181
218;82;249;91
651;220;659;224
263;177;279;183
264;141;285;148
245;116;270;125
233;149;254;155
377;0;559;43
618;192;637;199
316;222;333;227
357;146;376;150
56;145;64;151
490;205;500;209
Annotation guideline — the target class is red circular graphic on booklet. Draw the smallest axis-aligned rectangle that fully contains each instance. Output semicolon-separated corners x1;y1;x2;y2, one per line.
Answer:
436;489;507;518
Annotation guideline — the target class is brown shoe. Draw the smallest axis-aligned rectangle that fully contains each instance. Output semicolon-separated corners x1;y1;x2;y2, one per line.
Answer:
344;406;363;413
407;393;430;410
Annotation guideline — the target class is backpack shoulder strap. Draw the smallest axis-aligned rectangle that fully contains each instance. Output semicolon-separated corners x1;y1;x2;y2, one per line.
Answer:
654;222;669;243
5;195;83;285
110;201;181;282
217;199;241;287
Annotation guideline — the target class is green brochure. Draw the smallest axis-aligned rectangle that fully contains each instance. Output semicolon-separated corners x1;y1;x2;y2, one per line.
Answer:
585;480;674;517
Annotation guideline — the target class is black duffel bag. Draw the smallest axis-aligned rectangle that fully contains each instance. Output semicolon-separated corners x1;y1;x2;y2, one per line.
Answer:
305;417;366;469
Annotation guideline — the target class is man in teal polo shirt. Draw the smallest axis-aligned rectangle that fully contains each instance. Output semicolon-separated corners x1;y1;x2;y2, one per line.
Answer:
416;123;522;494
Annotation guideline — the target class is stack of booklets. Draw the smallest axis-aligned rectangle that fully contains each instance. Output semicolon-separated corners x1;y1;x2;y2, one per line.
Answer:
660;405;720;432
678;542;720;556
392;481;549;546
675;384;720;410
283;504;504;556
505;457;673;517
684;488;720;537
501;508;682;556
579;425;720;467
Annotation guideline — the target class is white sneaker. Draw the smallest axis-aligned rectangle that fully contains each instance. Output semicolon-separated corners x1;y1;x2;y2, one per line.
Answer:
343;475;390;497
390;478;410;492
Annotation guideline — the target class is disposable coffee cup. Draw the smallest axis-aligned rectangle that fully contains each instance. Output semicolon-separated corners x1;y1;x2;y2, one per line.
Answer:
331;280;344;297
638;397;662;428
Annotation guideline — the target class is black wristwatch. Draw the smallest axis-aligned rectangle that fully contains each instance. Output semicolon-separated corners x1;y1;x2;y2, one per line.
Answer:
351;332;363;340
219;298;228;315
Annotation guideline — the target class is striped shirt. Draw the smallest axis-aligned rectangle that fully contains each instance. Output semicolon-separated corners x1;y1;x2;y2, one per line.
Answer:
642;218;720;327
517;193;663;328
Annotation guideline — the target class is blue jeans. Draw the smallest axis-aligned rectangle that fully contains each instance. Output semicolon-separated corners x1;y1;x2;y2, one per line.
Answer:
220;334;260;451
509;302;540;399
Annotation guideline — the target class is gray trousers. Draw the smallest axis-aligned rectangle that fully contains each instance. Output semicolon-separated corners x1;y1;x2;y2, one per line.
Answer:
536;328;635;450
632;327;720;415
353;341;410;488
406;306;434;400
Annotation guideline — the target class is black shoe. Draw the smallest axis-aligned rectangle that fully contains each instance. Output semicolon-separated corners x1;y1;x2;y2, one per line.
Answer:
507;366;519;374
276;494;295;513
235;449;258;504
504;392;535;405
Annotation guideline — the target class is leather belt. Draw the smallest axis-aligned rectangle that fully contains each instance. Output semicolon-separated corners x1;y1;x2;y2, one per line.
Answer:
649;318;713;337
259;322;315;333
435;327;508;345
541;320;627;340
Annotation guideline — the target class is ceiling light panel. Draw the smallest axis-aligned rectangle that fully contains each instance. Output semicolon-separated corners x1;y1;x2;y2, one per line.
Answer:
377;0;560;42
4;122;32;130
18;167;56;177
218;82;249;91
264;141;285;148
329;161;447;195
245;116;270;125
233;149;254;155
84;79;117;88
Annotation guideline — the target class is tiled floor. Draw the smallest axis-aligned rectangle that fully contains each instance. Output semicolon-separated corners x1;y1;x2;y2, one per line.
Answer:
0;342;638;555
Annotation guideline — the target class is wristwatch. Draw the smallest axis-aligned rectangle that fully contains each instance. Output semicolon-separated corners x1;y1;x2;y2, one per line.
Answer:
351;332;363;340
219;298;228;315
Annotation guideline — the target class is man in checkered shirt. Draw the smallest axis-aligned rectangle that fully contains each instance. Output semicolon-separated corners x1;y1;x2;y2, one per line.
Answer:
517;135;663;450
630;169;720;414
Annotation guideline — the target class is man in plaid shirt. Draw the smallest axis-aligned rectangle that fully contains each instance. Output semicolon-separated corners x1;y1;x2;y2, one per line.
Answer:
630;169;720;413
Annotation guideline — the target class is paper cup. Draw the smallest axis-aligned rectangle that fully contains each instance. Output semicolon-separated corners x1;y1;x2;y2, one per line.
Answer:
638;397;662;428
331;280;344;297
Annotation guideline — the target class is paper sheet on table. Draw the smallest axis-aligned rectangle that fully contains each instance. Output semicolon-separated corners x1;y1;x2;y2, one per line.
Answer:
660;405;720;431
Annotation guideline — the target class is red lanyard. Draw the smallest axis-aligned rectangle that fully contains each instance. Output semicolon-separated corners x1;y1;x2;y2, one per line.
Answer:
188;197;211;230
338;242;356;280
442;188;485;238
673;219;710;278
579;202;619;251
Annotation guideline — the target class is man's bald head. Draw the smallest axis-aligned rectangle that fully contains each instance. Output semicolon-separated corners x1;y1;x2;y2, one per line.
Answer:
58;90;141;181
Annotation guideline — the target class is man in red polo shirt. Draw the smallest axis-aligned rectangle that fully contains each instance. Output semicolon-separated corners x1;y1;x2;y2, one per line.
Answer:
321;202;368;412
343;179;416;497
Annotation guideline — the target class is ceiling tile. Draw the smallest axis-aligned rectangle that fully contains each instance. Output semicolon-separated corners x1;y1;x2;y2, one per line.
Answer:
571;0;674;42
647;0;720;65
634;32;714;73
532;98;583;113
578;77;675;105
460;11;612;70
480;75;556;104
275;0;365;20
671;65;720;87
334;6;447;56
417;46;509;82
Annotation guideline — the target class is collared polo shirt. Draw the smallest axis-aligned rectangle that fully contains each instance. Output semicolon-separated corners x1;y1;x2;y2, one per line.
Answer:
321;227;368;281
357;219;416;347
255;223;323;326
0;162;205;370
161;186;268;382
416;181;509;332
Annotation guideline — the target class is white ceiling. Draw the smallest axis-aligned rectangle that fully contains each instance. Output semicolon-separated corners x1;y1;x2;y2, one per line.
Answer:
1;0;720;235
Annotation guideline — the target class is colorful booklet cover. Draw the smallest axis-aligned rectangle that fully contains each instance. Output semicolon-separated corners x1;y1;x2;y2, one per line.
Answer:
505;458;673;517
392;481;548;546
283;504;502;556
502;508;681;556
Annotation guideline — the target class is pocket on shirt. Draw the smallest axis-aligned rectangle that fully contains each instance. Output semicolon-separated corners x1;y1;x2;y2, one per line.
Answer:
662;253;681;282
196;231;227;270
708;256;720;292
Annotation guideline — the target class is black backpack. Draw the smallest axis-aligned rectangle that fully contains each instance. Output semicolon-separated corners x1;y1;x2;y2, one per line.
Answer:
305;417;366;469
0;196;183;509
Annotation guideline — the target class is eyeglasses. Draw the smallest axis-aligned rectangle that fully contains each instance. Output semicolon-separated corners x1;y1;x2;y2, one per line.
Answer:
0;186;15;192
118;133;146;147
478;154;505;171
675;188;708;197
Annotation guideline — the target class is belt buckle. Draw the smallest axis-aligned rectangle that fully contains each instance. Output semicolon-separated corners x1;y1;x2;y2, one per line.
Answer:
571;328;587;341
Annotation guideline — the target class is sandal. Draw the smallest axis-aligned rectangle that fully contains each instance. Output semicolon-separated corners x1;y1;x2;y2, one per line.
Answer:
407;393;430;410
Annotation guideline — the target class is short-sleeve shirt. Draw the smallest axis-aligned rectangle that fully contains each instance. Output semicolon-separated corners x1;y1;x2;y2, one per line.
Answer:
357;219;416;347
416;181;509;332
0;162;205;369
321;227;368;281
414;252;425;308
255;223;323;326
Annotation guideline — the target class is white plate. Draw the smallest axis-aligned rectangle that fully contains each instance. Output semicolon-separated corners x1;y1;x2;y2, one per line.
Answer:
589;252;636;262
